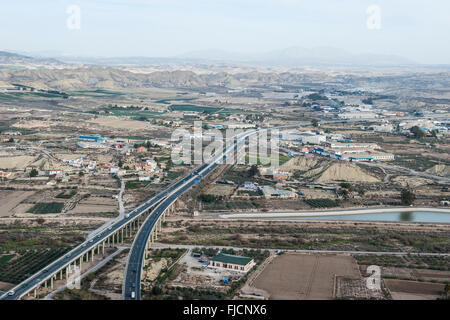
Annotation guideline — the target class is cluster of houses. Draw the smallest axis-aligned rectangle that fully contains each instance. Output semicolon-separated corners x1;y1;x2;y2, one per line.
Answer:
398;119;449;136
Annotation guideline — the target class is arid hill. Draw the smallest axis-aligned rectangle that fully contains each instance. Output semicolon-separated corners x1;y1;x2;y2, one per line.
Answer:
281;156;381;183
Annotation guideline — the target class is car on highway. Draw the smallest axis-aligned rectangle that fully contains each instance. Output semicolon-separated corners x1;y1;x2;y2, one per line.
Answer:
125;214;130;218
8;290;14;296
108;226;113;230
43;269;49;273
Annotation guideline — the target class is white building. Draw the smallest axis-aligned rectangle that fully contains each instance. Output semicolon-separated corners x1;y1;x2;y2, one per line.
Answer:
338;112;378;120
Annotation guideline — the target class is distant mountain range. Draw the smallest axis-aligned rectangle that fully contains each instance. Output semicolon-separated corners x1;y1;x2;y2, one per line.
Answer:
1;46;418;68
176;47;416;67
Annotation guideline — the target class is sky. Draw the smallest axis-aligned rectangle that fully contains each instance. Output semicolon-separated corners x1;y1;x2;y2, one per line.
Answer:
1;0;449;64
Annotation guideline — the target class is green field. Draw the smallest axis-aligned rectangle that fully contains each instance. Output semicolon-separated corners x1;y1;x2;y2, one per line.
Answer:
55;190;77;199
304;198;340;208
69;89;125;97
0;91;68;100
154;97;197;104
0;248;69;284
125;180;151;189
0;254;15;266
245;154;291;166
27;202;65;214
169;104;221;113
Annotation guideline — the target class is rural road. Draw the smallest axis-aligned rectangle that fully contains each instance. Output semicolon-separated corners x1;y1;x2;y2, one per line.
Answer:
207;206;450;220
150;243;450;257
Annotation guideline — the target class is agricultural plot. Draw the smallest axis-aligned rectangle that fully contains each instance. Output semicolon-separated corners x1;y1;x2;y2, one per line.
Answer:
304;199;341;208
0;248;69;284
201;201;257;211
27;202;64;214
169;104;221;113
385;279;446;300
125;180;151;189
154;97;197;104
252;253;360;300
0;254;15;266
55;190;77;199
69;89;125;97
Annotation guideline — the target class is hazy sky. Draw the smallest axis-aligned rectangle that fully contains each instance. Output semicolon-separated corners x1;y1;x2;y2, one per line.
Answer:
1;0;449;64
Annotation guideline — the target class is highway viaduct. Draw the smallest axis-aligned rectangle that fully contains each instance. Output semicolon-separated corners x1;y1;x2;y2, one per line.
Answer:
1;123;304;300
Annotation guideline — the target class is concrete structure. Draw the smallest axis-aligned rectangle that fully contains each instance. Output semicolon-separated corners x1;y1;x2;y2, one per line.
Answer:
78;135;108;143
298;132;326;144
337;112;378;120
260;185;295;198
209;253;254;272
324;142;379;149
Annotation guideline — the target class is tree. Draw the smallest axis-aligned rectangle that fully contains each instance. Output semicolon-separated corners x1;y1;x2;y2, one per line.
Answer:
29;168;38;178
340;189;350;200
152;286;162;295
410;126;425;139
339;182;352;189
430;129;438;138
401;189;415;205
248;165;258;177
311;119;319;127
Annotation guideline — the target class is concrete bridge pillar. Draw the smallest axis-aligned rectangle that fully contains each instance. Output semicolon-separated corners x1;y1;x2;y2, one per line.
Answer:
59;269;63;280
91;248;94;262
50;277;54;289
102;241;105;255
34;288;37;298
121;229;124;243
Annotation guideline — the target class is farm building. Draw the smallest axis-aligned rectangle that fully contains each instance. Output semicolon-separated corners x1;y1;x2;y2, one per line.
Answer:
209;253;254;272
